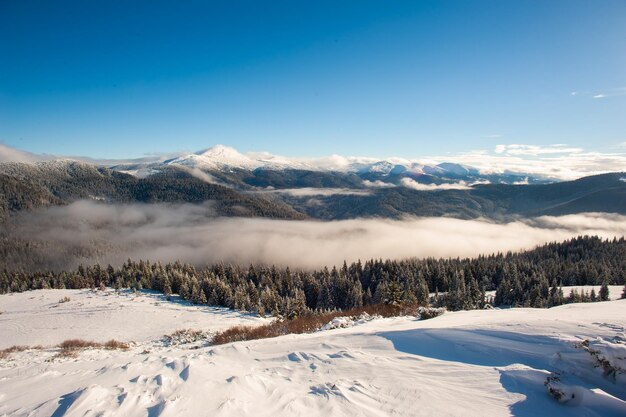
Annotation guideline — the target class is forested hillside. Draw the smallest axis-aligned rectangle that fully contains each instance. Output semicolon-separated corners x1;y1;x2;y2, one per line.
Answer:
2;160;624;221
0;161;305;221
2;236;624;316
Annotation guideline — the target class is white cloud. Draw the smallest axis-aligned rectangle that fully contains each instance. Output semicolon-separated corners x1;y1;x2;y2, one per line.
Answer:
0;144;46;163
178;166;221;185
573;87;626;100
400;178;472;191
439;148;626;180
494;144;584;156
258;187;371;197
362;180;396;188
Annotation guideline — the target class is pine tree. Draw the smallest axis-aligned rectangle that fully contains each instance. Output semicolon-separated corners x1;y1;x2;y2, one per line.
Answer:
599;281;610;301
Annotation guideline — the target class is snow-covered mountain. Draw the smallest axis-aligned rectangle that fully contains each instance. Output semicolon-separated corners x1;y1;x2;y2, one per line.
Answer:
135;144;550;188
157;144;499;179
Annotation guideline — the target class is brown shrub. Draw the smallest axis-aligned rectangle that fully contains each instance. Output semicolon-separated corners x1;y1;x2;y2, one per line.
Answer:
212;303;419;346
54;349;79;359
103;339;130;350
2;345;29;353
58;296;71;304
0;345;31;360
58;339;101;350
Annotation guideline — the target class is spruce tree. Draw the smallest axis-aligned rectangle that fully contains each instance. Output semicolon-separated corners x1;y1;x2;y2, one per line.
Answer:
599;281;610;301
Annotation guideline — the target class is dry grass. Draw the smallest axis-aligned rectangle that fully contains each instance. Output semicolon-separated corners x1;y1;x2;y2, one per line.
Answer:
212;304;418;346
1;339;129;361
55;338;130;359
2;345;30;353
58;296;71;304
103;339;130;350
58;339;101;350
54;349;80;359
0;345;42;360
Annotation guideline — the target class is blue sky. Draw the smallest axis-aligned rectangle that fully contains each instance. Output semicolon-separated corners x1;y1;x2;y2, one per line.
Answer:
1;0;625;159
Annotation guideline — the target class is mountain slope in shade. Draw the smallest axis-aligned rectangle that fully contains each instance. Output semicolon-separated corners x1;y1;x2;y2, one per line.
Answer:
1;159;624;222
279;172;626;220
0;161;306;221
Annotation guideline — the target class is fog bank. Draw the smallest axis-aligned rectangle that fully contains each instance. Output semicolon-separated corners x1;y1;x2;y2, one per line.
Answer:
8;201;626;270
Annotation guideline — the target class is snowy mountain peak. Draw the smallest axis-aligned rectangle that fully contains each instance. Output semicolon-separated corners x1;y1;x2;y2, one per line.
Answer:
195;144;243;158
168;144;261;170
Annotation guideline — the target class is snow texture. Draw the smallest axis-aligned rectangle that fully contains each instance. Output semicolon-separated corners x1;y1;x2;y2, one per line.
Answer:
1;290;625;416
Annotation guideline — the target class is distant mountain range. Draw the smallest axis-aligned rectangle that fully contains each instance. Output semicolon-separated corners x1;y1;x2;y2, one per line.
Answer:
1;146;624;222
109;144;548;186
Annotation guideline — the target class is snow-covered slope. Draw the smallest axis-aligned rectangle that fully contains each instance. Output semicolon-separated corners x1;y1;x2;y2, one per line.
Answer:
1;290;624;416
0;289;267;349
166;145;264;171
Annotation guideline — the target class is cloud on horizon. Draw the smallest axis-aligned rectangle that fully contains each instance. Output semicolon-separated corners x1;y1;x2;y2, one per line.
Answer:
440;146;626;180
0;144;47;163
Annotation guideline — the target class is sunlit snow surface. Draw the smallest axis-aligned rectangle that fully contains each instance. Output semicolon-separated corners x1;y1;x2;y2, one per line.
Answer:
1;289;625;416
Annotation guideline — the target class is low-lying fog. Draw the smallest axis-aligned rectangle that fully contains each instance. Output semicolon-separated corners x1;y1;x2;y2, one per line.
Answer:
6;200;626;270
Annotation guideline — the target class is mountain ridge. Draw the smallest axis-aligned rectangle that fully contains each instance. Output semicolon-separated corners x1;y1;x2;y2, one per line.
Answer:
1;159;624;222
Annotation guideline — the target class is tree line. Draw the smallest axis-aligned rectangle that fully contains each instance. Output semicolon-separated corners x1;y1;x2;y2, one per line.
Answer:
1;236;624;317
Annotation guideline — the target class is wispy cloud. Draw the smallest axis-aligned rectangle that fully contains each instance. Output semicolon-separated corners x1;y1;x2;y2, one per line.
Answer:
572;87;626;100
400;178;473;191
0;144;47;163
362;180;396;188
494;144;584;156
257;187;371;197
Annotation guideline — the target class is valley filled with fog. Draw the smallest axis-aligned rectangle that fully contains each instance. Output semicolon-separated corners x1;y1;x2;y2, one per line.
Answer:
4;200;626;271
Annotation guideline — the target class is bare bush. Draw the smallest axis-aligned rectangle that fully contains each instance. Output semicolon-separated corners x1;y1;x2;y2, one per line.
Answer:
574;339;624;380
163;329;212;346
103;339;130;350
212;303;419;345
58;339;100;350
0;345;32;360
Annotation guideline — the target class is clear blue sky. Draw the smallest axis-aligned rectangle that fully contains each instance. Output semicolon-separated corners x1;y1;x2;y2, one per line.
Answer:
1;0;625;159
